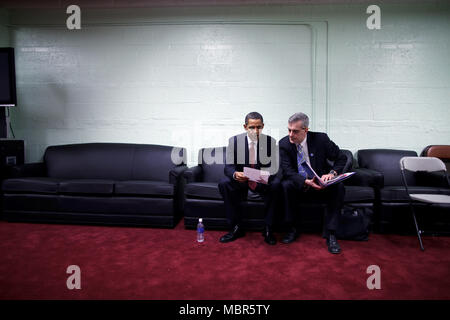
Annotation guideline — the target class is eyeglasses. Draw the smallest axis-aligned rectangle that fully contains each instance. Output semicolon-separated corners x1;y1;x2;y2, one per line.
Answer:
288;127;306;134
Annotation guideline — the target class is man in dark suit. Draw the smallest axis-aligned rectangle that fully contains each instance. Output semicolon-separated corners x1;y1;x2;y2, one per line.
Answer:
279;112;346;254
218;112;281;245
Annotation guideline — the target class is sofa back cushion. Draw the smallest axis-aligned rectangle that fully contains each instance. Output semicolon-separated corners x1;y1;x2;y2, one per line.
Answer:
44;143;186;181
199;147;226;182
357;149;417;186
131;144;185;181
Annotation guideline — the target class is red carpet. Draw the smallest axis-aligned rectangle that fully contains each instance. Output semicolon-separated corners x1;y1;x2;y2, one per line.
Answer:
0;220;449;300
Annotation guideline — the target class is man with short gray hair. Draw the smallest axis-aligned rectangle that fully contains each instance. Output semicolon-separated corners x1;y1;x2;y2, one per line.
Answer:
279;112;347;254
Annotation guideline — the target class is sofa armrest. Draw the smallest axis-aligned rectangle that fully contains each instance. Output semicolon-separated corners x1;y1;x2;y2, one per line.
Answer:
183;166;203;183
8;162;47;178
344;168;384;189
169;165;188;184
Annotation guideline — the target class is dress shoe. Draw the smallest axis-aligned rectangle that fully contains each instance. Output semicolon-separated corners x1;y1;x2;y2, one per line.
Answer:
326;234;341;254
262;226;277;245
281;227;299;244
219;225;245;243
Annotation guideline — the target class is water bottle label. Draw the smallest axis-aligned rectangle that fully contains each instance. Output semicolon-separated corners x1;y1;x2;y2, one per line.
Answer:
197;227;204;233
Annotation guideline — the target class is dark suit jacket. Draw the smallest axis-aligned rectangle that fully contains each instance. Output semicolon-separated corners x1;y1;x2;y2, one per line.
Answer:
279;131;347;187
224;133;279;183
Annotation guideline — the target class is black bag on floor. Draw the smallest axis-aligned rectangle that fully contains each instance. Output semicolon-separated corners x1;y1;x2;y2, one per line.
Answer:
336;206;372;241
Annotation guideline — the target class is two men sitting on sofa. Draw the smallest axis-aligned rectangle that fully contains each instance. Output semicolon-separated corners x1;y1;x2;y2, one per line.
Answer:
218;112;346;254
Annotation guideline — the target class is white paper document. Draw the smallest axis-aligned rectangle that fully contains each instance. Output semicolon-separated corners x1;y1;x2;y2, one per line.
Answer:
243;167;270;184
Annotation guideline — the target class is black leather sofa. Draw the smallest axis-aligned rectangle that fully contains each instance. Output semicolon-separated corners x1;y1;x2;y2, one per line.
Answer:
1;143;187;228
183;147;377;231
357;149;450;233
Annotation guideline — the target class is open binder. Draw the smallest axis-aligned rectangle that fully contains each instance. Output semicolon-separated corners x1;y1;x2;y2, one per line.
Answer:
302;161;355;187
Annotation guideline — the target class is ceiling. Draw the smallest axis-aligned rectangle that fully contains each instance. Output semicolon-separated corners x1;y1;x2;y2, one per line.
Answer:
0;0;439;9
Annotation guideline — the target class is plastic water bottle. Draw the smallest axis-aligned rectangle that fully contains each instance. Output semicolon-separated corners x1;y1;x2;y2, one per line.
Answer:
197;218;205;243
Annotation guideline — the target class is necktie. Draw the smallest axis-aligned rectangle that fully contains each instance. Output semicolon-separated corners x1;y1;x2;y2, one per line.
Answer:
248;141;257;190
297;145;308;178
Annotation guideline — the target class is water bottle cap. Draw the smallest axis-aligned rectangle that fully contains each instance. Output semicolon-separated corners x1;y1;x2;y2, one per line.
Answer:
199;218;203;222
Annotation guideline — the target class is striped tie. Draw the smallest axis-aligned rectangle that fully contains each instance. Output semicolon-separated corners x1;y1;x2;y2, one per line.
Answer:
297;144;308;178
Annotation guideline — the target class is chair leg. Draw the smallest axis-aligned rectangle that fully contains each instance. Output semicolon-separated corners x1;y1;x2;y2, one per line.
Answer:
410;204;424;251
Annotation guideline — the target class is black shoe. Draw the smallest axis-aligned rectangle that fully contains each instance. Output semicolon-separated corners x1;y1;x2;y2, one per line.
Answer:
326;234;341;254
281;227;299;244
219;225;245;243
262;226;277;245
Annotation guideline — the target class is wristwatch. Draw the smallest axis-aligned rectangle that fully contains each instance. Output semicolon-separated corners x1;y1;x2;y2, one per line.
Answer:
329;170;338;177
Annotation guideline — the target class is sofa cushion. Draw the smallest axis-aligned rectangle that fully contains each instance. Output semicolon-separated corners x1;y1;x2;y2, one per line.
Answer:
45;144;135;180
59;179;114;194
58;195;174;215
357;149;418;186
185;182;222;200
202;163;226;183
2;177;61;194
185;182;264;201
114;180;174;196
131;144;186;181
344;186;375;203
199;147;227;182
44;143;186;182
380;186;450;202
3;194;59;211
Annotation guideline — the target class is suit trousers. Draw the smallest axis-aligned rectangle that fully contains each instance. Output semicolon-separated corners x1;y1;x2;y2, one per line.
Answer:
281;179;345;234
218;176;281;228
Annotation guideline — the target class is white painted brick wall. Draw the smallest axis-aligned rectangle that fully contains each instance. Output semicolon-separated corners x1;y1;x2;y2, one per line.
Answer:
11;21;312;164
5;3;450;165
327;4;450;155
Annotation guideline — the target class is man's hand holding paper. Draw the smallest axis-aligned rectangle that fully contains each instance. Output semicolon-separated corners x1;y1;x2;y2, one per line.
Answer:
243;167;270;185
